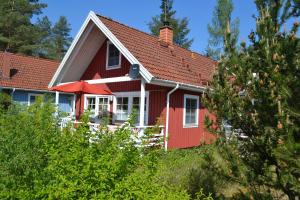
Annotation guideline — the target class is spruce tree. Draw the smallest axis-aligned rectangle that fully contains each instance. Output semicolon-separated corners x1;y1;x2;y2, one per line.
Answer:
205;0;300;198
35;16;52;58
148;0;193;49
0;0;46;54
206;0;239;60
50;16;72;60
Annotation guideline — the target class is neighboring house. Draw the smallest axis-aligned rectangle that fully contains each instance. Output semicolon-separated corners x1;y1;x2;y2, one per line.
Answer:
49;11;217;149
0;51;75;115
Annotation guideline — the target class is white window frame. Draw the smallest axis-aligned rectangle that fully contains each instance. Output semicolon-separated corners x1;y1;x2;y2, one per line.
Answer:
106;41;122;70
183;94;199;128
113;91;149;125
84;94;111;117
28;93;43;106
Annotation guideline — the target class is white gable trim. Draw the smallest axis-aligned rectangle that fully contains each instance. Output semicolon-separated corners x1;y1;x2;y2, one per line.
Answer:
49;12;94;87
49;11;153;88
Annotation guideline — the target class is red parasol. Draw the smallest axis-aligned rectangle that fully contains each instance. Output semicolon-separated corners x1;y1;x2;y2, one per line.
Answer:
50;81;111;95
50;81;112;117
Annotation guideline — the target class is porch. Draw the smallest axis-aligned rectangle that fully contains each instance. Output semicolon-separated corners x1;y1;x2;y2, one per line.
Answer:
59;118;164;147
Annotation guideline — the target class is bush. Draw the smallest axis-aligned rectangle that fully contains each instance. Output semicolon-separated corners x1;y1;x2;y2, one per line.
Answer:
0;95;213;199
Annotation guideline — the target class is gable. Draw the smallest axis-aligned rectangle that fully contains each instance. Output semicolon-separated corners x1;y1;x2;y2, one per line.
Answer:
49;11;152;87
81;40;131;80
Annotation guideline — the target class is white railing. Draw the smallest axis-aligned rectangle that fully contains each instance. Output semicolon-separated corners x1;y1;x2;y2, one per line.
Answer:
60;120;164;147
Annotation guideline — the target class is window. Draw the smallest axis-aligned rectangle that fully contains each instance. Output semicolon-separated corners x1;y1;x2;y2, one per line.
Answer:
84;95;110;118
132;97;147;123
113;92;149;124
28;93;43;105
98;98;109;117
86;97;96;112
116;97;129;121
183;94;199;128
106;41;121;70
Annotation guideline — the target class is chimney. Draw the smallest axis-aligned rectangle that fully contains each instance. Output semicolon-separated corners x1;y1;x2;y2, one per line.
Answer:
159;24;173;45
1;51;11;79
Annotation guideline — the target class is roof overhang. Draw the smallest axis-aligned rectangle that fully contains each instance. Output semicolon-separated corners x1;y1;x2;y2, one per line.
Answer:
151;78;207;93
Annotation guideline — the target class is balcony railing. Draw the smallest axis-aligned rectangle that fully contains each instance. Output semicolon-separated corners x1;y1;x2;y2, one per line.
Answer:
59;118;164;147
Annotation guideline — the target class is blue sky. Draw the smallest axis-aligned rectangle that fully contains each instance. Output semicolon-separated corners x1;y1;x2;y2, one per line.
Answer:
39;0;258;53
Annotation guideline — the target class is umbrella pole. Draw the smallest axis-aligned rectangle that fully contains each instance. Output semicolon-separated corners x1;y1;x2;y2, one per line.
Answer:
79;93;82;119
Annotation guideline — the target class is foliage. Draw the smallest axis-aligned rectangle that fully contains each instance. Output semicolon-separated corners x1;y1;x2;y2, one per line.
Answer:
0;0;46;55
0;0;72;60
206;0;239;60
204;0;300;199
148;0;193;49
49;16;72;60
157;144;247;199
0;95;57;199
0;95;213;199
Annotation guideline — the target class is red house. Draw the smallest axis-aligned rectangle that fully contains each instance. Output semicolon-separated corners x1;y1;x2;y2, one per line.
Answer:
49;11;216;149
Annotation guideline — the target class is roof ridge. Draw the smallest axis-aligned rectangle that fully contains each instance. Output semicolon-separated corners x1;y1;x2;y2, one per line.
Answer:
0;51;60;64
96;14;213;61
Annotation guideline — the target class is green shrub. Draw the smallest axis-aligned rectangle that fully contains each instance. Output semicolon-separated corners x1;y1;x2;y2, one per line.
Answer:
0;96;213;199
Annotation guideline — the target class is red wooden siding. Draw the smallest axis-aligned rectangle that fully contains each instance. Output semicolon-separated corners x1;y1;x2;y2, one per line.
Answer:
75;38;216;149
81;40;131;80
167;89;216;149
148;90;167;125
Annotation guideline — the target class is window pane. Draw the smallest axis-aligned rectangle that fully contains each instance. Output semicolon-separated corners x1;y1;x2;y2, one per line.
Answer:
186;115;191;124
133;97;139;105
122;105;128;111
87;97;96;110
108;44;120;67
30;96;36;103
116;97;129;121
117;98;122;104
185;97;198;126
186;99;191;109
191;99;197;109
123;97;128;104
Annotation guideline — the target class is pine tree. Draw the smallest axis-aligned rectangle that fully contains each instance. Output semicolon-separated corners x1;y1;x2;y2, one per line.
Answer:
35;16;52;58
50;16;72;60
148;0;193;49
205;0;300;198
0;0;46;54
206;0;239;60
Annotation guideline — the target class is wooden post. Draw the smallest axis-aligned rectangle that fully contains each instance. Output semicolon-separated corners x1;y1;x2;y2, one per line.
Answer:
55;91;59;116
139;79;146;140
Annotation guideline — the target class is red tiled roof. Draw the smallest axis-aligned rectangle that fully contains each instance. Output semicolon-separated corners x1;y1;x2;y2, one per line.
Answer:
0;52;59;91
98;15;216;87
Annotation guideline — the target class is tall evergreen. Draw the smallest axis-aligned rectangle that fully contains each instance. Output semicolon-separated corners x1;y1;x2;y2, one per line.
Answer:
50;16;72;60
148;0;193;49
35;16;52;58
205;0;300;198
206;0;239;60
0;0;46;55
